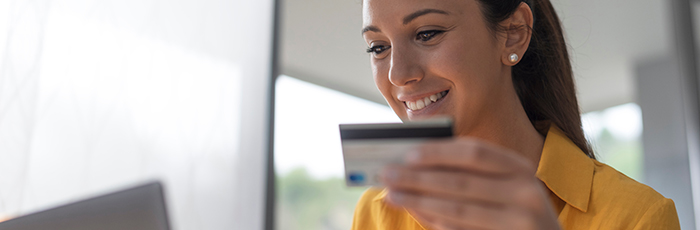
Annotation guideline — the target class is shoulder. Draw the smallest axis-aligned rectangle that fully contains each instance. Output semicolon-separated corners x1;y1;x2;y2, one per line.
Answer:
352;188;394;223
587;160;680;229
357;187;385;205
351;188;386;230
590;160;663;206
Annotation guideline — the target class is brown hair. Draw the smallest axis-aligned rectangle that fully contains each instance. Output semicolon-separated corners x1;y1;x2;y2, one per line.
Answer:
476;0;595;158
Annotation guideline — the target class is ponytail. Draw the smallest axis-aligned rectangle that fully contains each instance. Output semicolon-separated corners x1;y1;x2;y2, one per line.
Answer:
477;0;595;158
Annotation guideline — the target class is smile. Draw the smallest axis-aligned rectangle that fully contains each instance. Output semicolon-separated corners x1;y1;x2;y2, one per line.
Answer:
404;90;449;111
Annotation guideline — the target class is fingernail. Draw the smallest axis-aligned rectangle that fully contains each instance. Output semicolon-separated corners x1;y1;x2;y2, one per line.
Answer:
406;150;421;164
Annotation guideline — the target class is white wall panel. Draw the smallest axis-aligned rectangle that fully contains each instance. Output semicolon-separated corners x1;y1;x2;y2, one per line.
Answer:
0;0;274;229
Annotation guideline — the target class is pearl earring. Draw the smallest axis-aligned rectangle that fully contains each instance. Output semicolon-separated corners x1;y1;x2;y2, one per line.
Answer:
509;53;519;63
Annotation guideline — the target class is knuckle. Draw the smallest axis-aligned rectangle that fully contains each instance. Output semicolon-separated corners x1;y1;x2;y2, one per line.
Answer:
464;144;484;163
512;183;551;216
450;203;469;218
402;170;419;185
514;158;537;174
435;221;459;230
411;150;427;163
499;208;536;230
514;184;541;205
445;174;469;191
512;214;538;230
402;193;419;207
414;171;429;185
418;145;431;156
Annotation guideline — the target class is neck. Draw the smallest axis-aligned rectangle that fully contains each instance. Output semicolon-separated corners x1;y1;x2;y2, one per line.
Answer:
460;81;545;168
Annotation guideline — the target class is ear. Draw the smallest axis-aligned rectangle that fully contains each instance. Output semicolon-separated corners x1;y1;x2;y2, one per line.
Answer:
501;3;534;66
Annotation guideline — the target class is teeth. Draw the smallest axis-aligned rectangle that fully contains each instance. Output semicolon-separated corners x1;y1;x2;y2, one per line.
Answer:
416;99;425;110
407;101;416;110
404;91;447;111
422;97;432;108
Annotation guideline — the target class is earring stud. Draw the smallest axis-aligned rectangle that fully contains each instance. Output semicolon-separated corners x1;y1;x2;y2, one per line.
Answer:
509;53;519;63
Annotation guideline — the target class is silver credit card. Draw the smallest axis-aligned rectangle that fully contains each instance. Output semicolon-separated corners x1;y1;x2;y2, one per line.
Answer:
339;119;453;187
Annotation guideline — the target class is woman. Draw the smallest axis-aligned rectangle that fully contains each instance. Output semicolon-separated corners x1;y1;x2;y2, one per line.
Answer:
352;0;681;229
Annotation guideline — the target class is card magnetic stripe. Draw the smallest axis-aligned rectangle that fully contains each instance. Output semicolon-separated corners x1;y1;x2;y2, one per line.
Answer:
339;127;453;140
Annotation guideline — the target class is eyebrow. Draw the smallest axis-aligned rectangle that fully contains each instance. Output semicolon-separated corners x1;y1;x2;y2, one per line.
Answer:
361;9;450;35
402;9;449;25
362;26;381;34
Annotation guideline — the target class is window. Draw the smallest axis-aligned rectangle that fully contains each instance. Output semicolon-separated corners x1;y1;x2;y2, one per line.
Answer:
274;75;399;230
582;103;644;181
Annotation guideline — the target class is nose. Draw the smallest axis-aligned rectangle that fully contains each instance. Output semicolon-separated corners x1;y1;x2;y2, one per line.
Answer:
388;45;424;86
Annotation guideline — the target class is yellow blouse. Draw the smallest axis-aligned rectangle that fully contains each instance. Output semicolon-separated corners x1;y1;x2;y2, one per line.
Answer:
351;125;680;229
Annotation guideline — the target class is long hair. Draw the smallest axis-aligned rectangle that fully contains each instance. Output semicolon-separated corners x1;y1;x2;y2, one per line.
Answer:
476;0;595;158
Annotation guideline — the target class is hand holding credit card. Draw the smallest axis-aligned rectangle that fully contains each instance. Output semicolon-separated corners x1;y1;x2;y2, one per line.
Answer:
339;119;453;187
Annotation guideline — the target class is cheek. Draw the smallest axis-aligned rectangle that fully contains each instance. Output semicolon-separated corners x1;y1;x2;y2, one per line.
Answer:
372;61;408;118
425;31;503;132
372;61;389;96
433;34;500;100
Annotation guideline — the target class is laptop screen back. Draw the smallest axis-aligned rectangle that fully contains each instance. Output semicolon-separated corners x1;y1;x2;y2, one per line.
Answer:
0;182;170;230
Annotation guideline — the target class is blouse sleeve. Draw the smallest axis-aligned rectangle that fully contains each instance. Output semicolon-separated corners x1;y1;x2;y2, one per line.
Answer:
632;198;681;230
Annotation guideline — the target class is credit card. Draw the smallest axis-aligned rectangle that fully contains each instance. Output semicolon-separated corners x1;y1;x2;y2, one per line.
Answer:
339;119;453;187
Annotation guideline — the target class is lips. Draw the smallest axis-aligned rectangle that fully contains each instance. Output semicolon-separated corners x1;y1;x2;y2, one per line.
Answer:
404;90;449;111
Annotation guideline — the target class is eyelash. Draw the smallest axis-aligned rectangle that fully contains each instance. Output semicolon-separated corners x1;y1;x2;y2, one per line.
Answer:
366;45;391;55
366;30;446;56
416;30;445;42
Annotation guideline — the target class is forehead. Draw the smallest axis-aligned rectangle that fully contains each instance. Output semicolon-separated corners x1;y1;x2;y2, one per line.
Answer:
362;0;474;26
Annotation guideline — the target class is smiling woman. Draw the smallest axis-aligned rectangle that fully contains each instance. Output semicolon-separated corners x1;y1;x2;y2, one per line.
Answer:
353;0;681;229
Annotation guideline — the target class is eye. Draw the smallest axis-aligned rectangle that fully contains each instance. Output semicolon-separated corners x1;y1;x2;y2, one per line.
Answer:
416;30;445;42
366;45;391;58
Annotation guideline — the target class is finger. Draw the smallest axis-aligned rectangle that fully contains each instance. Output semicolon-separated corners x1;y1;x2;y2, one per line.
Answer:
498;209;540;230
416;208;536;230
399;190;555;230
410;210;486;230
407;139;535;175
407;210;439;229
432;221;485;230
387;191;504;229
381;166;516;204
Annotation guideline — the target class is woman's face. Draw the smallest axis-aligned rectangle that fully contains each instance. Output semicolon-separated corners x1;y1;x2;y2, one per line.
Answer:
362;0;513;135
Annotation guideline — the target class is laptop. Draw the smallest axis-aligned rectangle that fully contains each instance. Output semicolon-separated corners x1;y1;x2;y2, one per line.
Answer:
0;182;171;230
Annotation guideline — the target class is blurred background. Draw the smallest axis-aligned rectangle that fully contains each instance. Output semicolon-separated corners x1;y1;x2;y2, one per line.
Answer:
1;0;700;230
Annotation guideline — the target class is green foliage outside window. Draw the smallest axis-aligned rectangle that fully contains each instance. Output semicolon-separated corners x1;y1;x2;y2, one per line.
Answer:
276;168;366;230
